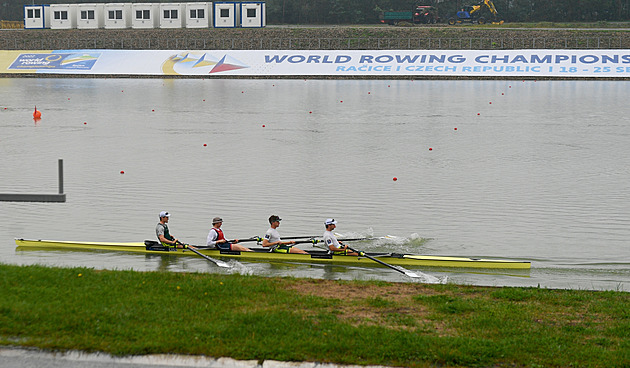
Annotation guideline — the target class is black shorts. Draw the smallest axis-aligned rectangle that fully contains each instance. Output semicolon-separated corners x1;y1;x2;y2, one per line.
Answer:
216;242;233;251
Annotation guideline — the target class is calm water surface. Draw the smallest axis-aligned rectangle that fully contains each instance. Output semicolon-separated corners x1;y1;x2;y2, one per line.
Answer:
1;78;628;290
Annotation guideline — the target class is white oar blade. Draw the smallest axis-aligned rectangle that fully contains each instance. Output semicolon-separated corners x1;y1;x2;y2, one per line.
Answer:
213;259;232;268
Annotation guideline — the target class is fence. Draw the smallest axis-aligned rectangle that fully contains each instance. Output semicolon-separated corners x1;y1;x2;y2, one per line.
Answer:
0;36;627;50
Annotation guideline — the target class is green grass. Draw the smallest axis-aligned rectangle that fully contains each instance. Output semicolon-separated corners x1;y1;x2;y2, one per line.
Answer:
1;264;628;367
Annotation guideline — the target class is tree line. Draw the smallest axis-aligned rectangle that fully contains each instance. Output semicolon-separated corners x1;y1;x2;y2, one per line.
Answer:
2;0;629;24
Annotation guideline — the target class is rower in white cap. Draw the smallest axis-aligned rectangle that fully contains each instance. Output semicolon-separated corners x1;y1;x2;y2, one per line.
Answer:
156;211;185;249
323;218;360;256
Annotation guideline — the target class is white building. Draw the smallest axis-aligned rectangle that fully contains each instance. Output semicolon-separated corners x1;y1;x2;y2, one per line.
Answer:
159;3;184;28
77;4;104;29
104;3;131;29
131;3;159;29
50;4;77;29
185;2;211;28
24;4;51;29
213;2;239;28
240;2;265;28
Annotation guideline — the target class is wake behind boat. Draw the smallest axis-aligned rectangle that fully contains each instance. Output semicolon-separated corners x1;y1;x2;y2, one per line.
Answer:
15;238;531;270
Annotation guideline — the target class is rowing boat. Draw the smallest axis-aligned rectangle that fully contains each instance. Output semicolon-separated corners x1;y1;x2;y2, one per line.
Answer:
15;238;531;269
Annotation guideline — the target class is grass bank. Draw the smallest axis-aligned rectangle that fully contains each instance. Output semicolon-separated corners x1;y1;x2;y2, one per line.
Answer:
1;264;628;367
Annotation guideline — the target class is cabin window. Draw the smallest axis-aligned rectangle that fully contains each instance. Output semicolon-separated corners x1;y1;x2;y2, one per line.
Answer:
190;9;204;19
136;10;151;19
164;9;178;19
54;11;68;20
27;8;41;18
247;8;256;18
220;8;229;17
81;10;95;20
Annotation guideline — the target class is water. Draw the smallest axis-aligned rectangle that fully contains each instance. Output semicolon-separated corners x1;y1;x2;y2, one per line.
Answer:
1;77;628;291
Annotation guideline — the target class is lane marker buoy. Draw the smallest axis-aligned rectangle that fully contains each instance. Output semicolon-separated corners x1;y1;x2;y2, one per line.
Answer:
33;106;41;119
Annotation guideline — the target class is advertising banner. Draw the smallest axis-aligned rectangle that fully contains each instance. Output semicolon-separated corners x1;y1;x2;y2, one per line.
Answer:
2;49;629;77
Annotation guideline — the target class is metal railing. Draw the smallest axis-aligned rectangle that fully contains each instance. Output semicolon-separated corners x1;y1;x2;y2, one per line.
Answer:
1;37;627;50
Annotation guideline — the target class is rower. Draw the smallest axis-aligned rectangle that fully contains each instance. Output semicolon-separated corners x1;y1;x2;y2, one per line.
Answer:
156;211;185;250
323;219;360;256
207;217;253;252
262;215;308;254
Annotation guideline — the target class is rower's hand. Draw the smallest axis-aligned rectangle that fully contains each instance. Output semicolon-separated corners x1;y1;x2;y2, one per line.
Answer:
290;240;296;245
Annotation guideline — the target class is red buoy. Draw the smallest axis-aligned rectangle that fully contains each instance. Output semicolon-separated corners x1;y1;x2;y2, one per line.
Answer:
262;124;266;127
33;106;41;119
203;143;207;147
393;177;398;181
429;148;433;151
120;170;125;174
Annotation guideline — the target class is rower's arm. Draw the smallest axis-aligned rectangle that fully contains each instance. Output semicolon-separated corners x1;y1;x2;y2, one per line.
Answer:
159;234;177;245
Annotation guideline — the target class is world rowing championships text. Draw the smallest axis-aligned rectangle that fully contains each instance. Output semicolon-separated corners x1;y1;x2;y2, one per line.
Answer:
264;54;630;65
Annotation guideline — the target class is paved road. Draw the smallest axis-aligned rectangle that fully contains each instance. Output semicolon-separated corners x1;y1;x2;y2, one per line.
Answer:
0;347;388;368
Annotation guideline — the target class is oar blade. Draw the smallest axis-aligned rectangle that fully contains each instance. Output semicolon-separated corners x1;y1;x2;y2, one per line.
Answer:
186;245;232;268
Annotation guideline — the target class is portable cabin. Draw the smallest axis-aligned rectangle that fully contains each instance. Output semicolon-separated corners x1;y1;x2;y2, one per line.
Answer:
213;2;239;28
104;3;132;29
77;4;104;29
240;2;265;28
185;2;211;28
131;3;159;29
50;4;77;29
159;3;183;28
24;4;50;29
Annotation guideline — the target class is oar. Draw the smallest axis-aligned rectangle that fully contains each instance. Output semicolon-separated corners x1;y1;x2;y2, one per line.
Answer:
233;236;319;242
177;242;231;268
227;236;262;243
345;246;421;278
292;238;322;245
282;235;320;240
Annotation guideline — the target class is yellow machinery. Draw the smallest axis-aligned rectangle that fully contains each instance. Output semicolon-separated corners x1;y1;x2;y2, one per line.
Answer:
448;0;504;25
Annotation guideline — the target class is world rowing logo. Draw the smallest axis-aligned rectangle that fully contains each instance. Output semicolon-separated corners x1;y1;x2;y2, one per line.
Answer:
161;52;249;75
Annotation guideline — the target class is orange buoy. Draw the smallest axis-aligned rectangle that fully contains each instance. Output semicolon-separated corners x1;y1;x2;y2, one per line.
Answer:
33;106;41;119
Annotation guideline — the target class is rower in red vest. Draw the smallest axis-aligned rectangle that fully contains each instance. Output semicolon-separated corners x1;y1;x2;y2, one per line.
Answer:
206;217;253;252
